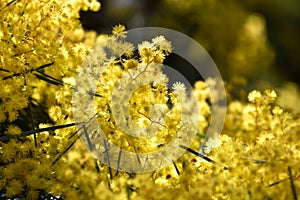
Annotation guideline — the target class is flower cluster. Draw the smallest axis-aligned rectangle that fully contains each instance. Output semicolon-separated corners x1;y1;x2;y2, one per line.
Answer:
90;32;191;154
0;0;299;199
0;0;101;198
71;26;201;175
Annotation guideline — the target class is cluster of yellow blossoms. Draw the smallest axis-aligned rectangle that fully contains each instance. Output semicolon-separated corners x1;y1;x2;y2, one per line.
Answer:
0;0;299;199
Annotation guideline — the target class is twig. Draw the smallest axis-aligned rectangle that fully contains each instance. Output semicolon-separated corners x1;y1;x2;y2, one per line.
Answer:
142;155;148;172
134;146;141;165
172;160;180;175
34;71;63;86
2;62;54;80
23;74;38;147
12;49;34;57
67;113;98;140
115;148;122;176
2;62;102;98
5;0;16;7
0;68;10;72
103;139;113;179
95;160;101;173
269;174;299;187
83;124;94;151
34;71;102;97
28;97;37;148
0;123;79;142
51;135;79;166
288;166;298;200
51;114;98;166
36;62;55;71
0;0;16;11
269;177;290;187
179;145;215;163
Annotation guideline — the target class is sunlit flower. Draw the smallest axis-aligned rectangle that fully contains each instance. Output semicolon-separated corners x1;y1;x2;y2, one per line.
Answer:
248;90;262;102
89;1;101;12
272;106;283;115
6;125;21;135
152;35;172;54
1;1;299;199
138;41;155;50
112;24;127;38
172;82;186;93
137;117;151;127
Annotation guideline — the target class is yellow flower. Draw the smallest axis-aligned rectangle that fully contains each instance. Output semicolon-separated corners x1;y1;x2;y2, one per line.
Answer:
248;90;262;103
152;35;172;54
89;1;101;12
172;82;186;101
137;117;151;127
123;59;139;70
264;89;277;102
272;106;283;115
112;24;127;38
138;41;155;50
172;82;186;93
6;125;22;135
139;48;156;63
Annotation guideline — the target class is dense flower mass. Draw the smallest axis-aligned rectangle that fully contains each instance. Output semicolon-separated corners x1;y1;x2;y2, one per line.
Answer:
0;0;299;200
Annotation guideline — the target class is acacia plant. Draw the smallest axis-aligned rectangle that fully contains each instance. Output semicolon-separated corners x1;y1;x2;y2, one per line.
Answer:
0;0;299;199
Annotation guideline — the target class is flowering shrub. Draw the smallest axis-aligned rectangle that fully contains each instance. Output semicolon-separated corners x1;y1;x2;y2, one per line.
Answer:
0;0;299;199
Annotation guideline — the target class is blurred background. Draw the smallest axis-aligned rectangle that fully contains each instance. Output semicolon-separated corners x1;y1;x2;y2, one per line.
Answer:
80;0;300;107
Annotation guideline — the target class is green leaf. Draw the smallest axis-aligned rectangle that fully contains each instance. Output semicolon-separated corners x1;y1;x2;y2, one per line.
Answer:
196;132;206;139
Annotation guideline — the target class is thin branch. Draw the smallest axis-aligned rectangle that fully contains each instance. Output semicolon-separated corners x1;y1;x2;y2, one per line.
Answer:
172;160;180;175
179;145;215;163
12;49;34;57
83;124;94;151
2;62;55;80
288;166;298;200
269;177;290;187
68;128;81;140
104;139;113;180
34;73;63;86
0;68;10;72
0;123;79;142
67;113;98;140
134;146;141;165
34;71;102;97
115;148;122;176
28;96;37;148
3;72;24;80
5;0;16;7
269;174;299;187
2;62;102;98
95;160;101;173
35;71;64;85
51;135;79;166
52;114;98;166
0;0;16;11
142;155;148;172
36;62;55;71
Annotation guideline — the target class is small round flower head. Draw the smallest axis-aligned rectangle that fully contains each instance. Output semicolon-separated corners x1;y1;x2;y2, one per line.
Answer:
172;82;186;92
272;106;283;115
138;41;155;51
152;35;173;54
89;1;101;12
112;24;127;38
172;82;186;101
6;125;22;135
248;90;262;103
264;89;277;103
137;117;151;127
